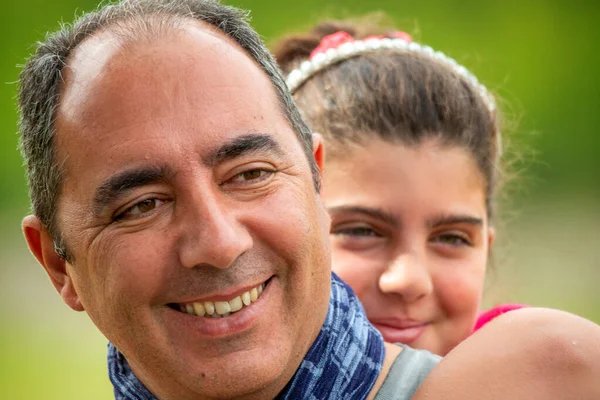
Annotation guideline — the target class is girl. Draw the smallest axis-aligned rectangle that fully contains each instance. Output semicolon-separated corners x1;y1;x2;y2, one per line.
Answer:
274;18;524;356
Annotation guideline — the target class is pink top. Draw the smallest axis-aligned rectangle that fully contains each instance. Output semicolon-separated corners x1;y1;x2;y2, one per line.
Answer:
473;304;528;332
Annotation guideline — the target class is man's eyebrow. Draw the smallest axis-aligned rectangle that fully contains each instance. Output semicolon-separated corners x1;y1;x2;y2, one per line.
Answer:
426;214;483;229
327;206;399;228
203;134;284;166
93;165;173;215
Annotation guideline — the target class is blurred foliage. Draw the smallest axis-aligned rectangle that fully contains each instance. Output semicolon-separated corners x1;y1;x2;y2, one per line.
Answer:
1;0;598;398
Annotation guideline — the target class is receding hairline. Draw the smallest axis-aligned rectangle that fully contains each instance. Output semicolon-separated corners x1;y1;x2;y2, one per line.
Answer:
55;14;295;168
63;14;248;83
54;14;289;193
57;15;273;137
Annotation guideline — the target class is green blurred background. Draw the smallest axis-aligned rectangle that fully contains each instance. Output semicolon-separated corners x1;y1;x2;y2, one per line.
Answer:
1;0;598;398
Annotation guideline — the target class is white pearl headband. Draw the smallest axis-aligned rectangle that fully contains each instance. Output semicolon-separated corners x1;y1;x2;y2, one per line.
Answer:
285;36;496;114
285;34;501;158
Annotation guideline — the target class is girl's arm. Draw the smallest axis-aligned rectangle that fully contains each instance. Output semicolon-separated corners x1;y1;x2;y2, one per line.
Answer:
413;307;600;399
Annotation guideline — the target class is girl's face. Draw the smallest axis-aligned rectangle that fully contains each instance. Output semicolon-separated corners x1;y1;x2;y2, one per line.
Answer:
323;138;493;356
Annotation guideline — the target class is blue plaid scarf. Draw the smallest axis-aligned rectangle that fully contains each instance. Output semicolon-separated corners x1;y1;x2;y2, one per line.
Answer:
108;272;385;399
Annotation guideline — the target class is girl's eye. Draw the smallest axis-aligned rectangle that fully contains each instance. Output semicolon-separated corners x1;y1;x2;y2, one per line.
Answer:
330;225;385;251
431;233;471;246
115;198;164;221
332;226;381;238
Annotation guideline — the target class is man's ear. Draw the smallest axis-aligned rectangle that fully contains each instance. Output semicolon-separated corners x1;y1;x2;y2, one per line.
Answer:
22;215;84;312
312;133;325;173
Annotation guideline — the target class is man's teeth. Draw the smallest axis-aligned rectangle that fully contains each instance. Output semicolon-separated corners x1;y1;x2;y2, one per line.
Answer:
180;282;265;318
242;291;251;306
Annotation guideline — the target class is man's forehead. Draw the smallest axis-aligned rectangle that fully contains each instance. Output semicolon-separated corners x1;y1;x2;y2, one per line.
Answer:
61;19;253;106
58;19;274;134
53;16;298;182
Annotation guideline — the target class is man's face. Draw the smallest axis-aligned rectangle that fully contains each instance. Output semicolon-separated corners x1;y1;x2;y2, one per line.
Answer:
48;24;331;399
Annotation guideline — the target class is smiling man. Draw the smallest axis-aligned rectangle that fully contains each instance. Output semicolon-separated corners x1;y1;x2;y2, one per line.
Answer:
17;1;600;399
17;1;391;398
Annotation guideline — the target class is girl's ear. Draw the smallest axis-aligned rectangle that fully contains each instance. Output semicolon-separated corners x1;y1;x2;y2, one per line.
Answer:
488;226;496;248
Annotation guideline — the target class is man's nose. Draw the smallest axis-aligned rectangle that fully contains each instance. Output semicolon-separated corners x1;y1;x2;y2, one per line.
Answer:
378;252;433;303
177;191;253;270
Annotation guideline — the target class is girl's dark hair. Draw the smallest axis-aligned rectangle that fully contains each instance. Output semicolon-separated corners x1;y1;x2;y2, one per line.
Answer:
273;17;502;218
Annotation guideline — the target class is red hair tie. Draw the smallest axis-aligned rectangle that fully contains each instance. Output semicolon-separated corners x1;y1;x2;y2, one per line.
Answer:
387;31;412;42
310;30;412;60
310;31;354;59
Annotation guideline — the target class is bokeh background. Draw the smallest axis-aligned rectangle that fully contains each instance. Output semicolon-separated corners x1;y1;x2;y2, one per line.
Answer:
1;0;598;398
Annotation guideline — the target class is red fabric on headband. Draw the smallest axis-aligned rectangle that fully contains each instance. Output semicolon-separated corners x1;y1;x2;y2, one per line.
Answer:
309;31;412;60
310;31;354;59
387;31;412;42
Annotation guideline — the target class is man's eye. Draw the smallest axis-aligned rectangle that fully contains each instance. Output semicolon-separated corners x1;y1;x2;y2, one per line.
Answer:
431;234;471;246
241;170;265;180
114;198;164;221
332;226;381;237
230;169;274;184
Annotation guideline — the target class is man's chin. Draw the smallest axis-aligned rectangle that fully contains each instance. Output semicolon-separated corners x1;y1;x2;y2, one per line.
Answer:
146;318;303;396
151;343;297;400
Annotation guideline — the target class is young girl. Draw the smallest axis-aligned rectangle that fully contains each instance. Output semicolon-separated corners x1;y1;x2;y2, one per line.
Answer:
274;18;524;356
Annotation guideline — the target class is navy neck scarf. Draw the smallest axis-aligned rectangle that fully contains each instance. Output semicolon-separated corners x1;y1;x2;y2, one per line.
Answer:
108;272;386;399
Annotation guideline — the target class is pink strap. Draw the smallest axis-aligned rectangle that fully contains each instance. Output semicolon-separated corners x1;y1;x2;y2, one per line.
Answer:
473;304;528;332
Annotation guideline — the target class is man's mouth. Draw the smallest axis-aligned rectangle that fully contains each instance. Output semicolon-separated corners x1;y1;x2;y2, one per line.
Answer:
169;279;269;318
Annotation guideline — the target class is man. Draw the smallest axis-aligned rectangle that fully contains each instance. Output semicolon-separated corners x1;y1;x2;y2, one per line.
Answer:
18;0;600;399
18;1;409;398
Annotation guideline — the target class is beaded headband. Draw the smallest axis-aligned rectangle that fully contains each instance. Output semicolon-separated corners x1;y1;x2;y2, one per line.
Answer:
285;31;496;114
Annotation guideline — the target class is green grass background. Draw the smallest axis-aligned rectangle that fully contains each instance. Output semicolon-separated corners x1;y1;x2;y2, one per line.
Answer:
1;0;598;398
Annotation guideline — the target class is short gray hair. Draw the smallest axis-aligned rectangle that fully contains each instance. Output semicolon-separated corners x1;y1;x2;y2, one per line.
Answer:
18;0;318;260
